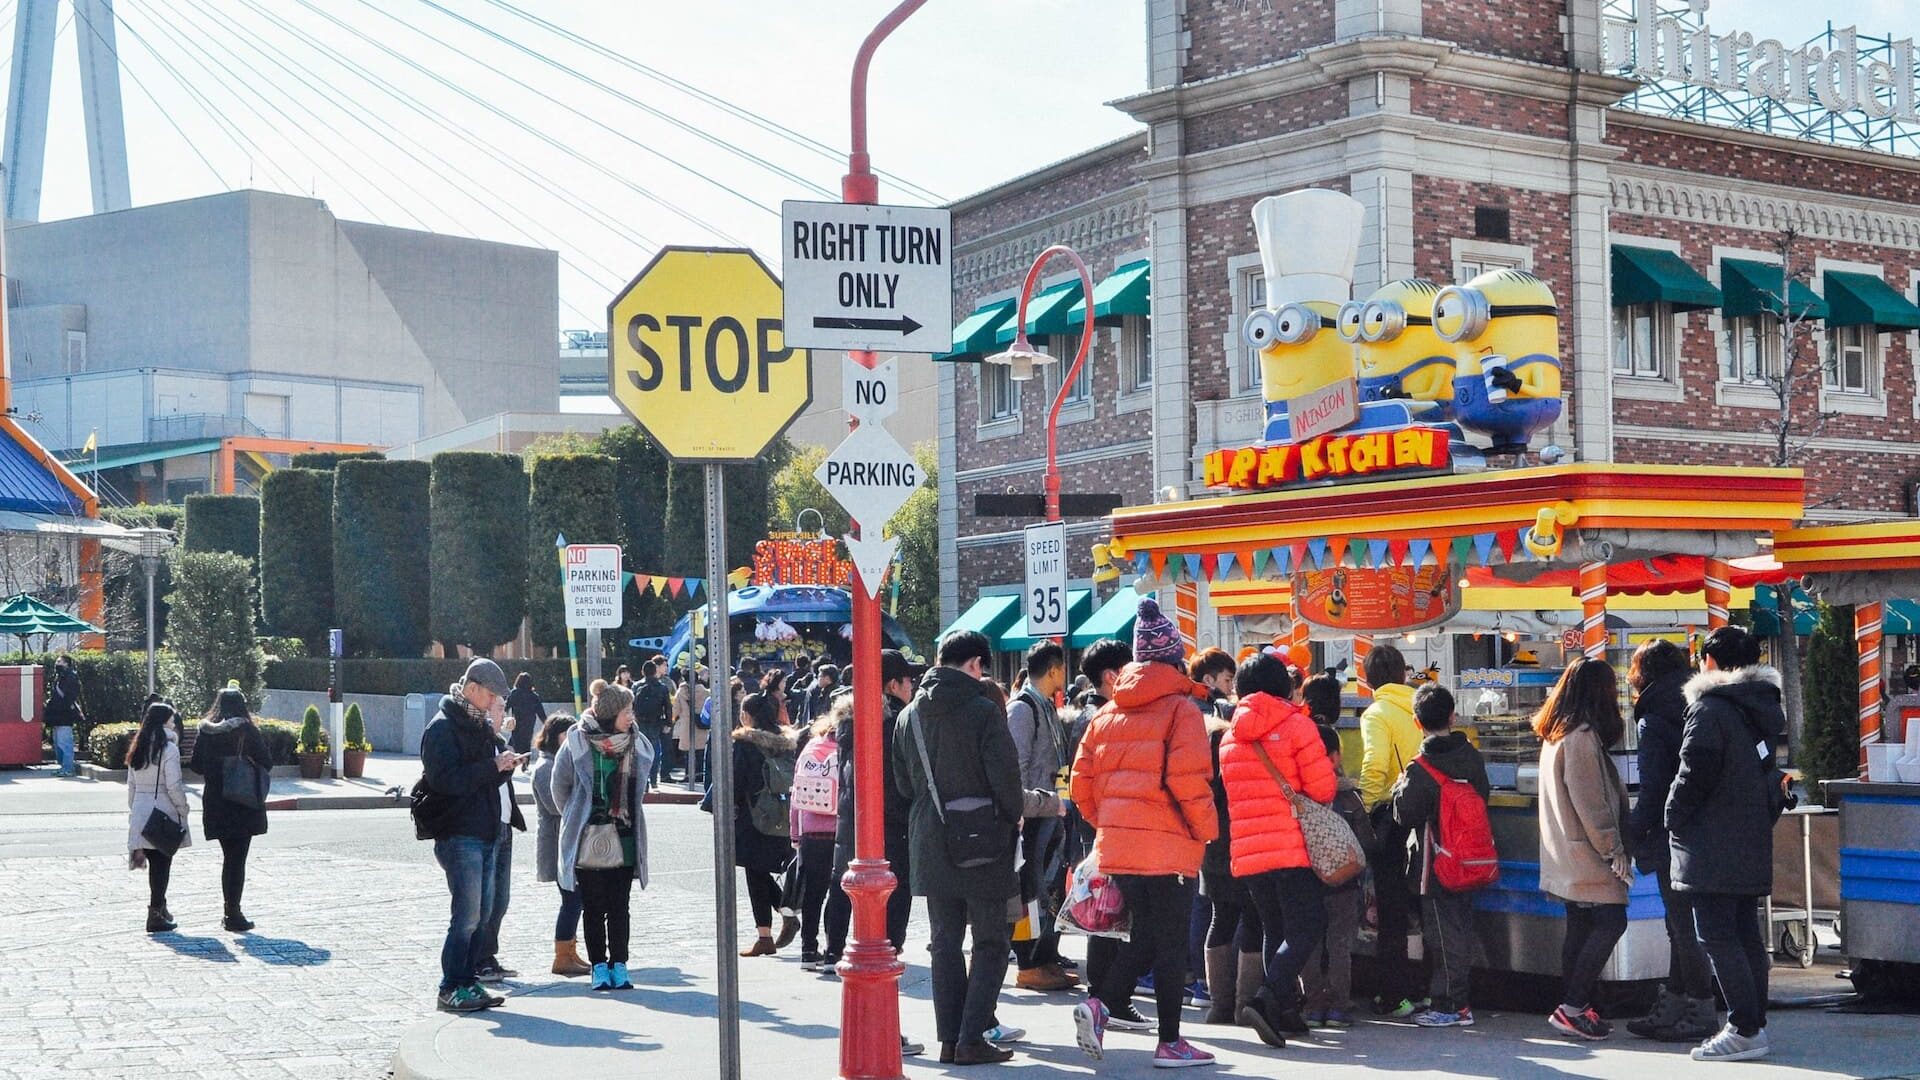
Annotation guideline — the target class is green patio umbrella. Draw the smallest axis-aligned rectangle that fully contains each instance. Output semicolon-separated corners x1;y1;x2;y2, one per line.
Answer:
0;593;102;653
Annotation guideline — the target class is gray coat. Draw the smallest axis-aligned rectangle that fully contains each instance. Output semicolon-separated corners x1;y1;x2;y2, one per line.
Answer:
551;726;653;893
531;751;562;884
1006;685;1066;792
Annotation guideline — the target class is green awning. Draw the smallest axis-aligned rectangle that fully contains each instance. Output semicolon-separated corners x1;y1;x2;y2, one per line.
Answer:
1070;588;1140;648
1068;260;1151;326
998;588;1093;653
941;593;1022;642
1611;246;1721;312
65;439;221;474
1720;258;1829;321
1752;583;1920;636
1822;270;1920;330
936;299;1018;363
994;279;1086;345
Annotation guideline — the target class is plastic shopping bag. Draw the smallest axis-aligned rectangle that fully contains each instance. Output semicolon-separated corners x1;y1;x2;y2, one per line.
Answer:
1057;854;1130;941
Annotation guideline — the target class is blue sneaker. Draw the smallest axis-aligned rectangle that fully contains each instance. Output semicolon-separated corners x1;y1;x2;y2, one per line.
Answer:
590;963;611;991
609;962;632;990
1414;1007;1474;1027
1137;972;1156;992
1184;980;1211;1006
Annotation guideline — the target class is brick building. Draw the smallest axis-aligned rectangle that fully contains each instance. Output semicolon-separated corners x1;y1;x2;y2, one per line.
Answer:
937;0;1920;651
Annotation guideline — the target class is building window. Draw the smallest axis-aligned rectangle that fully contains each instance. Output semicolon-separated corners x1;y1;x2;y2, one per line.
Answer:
1611;303;1671;379
1825;325;1876;395
1121;316;1152;393
983;362;1019;422
1239;270;1266;392
64;331;86;374
1047;335;1091;405
1720;315;1778;385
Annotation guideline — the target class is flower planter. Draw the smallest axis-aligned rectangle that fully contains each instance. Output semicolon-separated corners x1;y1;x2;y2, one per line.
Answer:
342;749;368;779
296;751;327;779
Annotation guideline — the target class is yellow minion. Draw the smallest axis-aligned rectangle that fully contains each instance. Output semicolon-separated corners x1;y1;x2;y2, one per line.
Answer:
1434;269;1563;451
1340;278;1456;419
1327;568;1349;620
1243;189;1365;443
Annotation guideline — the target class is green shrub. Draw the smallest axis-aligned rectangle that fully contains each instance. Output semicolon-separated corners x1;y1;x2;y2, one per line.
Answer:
343;702;370;752
430;452;529;652
87;722;139;769
255;719;300;765
526;454;618;648
101;504;185;534
290;450;384;471
265;657;581;701
0;651;152;758
183;494;261;563
260;469;334;652
1802;601;1859;787
100;505;182;651
158;550;266;717
333;459;432;657
298;705;326;753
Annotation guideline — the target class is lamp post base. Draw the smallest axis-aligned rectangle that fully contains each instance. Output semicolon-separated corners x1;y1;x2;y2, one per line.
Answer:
837;857;904;1080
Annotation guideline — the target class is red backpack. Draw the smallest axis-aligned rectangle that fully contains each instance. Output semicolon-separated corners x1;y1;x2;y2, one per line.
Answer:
1415;756;1499;892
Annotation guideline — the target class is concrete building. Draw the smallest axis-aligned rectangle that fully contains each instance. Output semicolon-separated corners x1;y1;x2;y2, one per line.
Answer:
937;0;1920;654
6;189;559;497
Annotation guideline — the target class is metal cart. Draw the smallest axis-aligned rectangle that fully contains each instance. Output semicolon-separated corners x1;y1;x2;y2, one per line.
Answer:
1764;805;1841;968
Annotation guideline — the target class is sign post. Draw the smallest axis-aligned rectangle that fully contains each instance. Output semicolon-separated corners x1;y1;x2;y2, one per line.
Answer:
327;628;344;779
610;243;811;1080
1023;521;1069;639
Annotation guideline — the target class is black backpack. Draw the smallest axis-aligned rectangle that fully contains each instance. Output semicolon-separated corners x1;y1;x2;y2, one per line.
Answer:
410;776;457;841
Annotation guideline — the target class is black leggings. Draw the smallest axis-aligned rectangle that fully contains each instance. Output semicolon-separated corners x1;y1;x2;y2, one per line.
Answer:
219;835;252;910
795;836;835;955
1206;892;1265;952
743;868;781;931
1094;874;1195;1044
578;868;634;965
146;849;173;908
1561;902;1627;1010
1247;868;1328;1009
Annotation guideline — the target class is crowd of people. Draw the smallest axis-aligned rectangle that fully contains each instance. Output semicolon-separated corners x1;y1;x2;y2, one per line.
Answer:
119;609;1789;1067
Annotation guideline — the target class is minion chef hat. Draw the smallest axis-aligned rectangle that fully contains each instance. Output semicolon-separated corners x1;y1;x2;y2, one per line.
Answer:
1250;188;1367;308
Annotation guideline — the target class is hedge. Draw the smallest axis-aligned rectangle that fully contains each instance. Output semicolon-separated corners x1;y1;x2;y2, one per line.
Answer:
183;494;261;563
526;454;618;648
334;459;432;657
159;550;266;716
430;453;529;652
291;450;384;471
0;650;149;758
260;469;335;652
101;504;185;534
267;657;582;700
1802;602;1859;786
89;718;301;769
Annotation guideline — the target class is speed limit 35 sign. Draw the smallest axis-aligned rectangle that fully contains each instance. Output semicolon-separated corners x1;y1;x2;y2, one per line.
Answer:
608;246;811;463
1023;521;1068;639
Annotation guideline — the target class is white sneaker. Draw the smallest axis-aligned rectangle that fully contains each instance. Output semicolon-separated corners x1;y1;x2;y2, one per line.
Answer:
982;1024;1026;1044
1691;1023;1771;1062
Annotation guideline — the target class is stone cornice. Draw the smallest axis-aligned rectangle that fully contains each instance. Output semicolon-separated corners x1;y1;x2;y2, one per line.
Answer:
1610;163;1920;251
952;195;1150;291
947;134;1147;214
1607;110;1920;178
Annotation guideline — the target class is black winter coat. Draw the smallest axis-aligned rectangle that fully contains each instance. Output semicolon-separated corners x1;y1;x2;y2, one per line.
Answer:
732;726;797;875
634;677;673;733
503;686;546;755
1390;730;1491;896
1627;669;1690;875
190;718;272;841
45;666;83;726
421;696;524;842
832;692;912;876
1667;666;1787;896
890;666;1023;901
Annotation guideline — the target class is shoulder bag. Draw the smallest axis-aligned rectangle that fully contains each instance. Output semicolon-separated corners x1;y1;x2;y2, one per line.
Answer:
140;754;187;855
1253;740;1366;887
221;744;269;810
908;709;1006;870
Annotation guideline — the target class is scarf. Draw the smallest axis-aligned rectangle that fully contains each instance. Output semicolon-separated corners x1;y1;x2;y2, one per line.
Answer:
584;719;635;826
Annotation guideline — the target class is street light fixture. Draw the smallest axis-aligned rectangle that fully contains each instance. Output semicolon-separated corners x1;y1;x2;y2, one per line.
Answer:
984;244;1098;523
104;526;175;694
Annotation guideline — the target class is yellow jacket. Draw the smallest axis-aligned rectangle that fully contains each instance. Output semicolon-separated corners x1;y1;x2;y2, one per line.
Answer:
1358;682;1422;811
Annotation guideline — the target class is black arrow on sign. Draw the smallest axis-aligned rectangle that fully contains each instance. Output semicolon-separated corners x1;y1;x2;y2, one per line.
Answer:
813;315;922;335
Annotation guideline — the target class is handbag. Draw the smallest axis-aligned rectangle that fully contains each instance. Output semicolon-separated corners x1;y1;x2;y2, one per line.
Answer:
576;822;626;869
221;753;269;810
907;707;1007;870
140;755;186;856
1253;741;1366;887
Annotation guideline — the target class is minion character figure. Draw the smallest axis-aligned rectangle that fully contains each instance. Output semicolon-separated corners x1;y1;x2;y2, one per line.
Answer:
1434;269;1564;452
1327;568;1349;621
1339;278;1457;423
1242;189;1367;443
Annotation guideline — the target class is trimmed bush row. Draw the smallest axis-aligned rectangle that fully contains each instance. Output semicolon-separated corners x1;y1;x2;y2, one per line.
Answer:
266;657;585;700
0;651;150;758
87;718;303;769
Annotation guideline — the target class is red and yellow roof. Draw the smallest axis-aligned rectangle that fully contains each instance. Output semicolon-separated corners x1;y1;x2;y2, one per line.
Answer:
1774;520;1920;574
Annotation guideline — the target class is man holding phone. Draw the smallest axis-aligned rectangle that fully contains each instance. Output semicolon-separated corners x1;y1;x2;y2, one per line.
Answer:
422;658;528;1013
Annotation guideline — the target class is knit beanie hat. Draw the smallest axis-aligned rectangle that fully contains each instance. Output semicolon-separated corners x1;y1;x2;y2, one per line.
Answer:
1133;597;1184;665
590;680;634;725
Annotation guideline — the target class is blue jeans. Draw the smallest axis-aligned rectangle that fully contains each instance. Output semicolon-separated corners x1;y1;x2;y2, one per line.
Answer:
644;728;665;785
472;821;514;969
434;834;499;992
1693;894;1769;1036
555;886;582;941
50;725;75;774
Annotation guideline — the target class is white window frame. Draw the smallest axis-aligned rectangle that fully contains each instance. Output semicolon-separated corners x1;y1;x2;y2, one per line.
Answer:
1449;238;1534;283
1710;246;1792;411
1611;302;1673;380
1815;258;1889;418
977;360;1023;437
1044;333;1094;426
1719;314;1779;386
1116;315;1153;415
1225;252;1266;398
1609;239;1692;404
1824;324;1873;394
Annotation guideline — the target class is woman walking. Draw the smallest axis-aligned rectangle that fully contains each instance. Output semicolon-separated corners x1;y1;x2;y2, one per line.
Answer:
504;673;546;774
1669;625;1788;1063
1534;658;1634;1041
790;699;844;970
1197;663;1264;1028
532;713;590;977
554;684;651;991
1623;639;1717;1043
673;668;711;786
1220;652;1338;1049
1070;598;1219;1068
191;688;272;933
127;701;189;933
733;691;798;957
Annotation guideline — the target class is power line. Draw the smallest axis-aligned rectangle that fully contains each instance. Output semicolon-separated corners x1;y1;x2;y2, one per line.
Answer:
478;0;946;205
60;0;225;191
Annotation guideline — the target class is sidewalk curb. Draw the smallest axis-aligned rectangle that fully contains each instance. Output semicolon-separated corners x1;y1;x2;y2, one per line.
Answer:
261;789;705;812
391;984;565;1080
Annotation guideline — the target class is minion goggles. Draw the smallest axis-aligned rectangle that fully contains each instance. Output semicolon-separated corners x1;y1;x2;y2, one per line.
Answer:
1242;304;1338;348
1430;285;1559;343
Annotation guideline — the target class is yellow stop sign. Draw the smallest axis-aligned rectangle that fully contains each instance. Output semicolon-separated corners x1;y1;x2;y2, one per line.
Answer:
608;247;811;462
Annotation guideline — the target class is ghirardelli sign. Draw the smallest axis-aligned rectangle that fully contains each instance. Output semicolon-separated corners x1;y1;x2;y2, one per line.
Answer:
1604;0;1918;122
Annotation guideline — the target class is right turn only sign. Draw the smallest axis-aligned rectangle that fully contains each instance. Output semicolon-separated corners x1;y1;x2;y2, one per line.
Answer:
781;200;953;354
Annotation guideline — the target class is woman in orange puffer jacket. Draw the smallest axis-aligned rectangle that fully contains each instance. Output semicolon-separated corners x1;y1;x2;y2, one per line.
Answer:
1218;652;1337;1049
1069;599;1220;1067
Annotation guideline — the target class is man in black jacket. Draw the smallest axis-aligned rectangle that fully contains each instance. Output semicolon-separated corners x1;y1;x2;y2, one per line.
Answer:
634;658;674;787
45;655;83;777
422;658;525;1013
892;631;1023;1066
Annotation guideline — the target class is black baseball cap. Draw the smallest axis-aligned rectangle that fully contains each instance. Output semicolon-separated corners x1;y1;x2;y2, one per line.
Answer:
881;649;925;684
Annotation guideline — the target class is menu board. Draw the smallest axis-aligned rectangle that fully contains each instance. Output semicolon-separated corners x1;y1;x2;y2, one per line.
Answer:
1293;565;1460;634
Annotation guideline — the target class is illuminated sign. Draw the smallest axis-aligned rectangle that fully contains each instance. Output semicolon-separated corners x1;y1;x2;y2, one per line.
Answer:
1203;426;1451;491
1293;566;1460;634
752;537;851;587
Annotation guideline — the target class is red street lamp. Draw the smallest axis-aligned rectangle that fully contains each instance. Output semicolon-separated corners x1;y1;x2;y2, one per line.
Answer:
984;246;1098;525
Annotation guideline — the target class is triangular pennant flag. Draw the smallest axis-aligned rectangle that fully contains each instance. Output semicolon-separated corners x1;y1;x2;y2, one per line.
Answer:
1325;537;1347;569
650;576;668;597
1149;551;1167;579
1201;556;1217;582
686;578;704;598
1215;552;1235;581
1388;539;1409;567
1307;538;1329;570
1273;546;1292;576
1473;532;1497;566
632;574;650;595
1367;539;1389;568
1252;548;1271;577
1286;543;1306;575
622;571;635;593
1134;552;1151;575
1451;535;1474;568
1496;530;1520;564
1408;538;1430;568
1348;539;1370;569
1183;553;1202;581
667;576;686;598
1236;550;1254;580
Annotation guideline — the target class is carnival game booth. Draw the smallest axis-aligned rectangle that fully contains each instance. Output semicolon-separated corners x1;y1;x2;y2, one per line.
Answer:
1105;462;1805;987
1774;521;1920;995
662;585;916;676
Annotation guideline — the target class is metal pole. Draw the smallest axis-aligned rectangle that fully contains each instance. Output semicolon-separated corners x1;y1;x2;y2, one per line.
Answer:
141;556;156;694
584;628;603;686
557;538;584;714
704;463;740;1080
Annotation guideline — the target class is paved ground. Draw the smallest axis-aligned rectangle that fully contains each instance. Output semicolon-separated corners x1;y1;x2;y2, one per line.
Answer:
2;764;1917;1080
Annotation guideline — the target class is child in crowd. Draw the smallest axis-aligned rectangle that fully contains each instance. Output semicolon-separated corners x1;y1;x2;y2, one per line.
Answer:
1300;712;1367;1028
1391;685;1492;1028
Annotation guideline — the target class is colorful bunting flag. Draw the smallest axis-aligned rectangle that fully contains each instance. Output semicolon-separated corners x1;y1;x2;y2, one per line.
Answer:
1496;530;1519;563
1407;538;1430;568
1183;554;1202;582
1149;551;1167;579
1307;538;1328;570
1252;548;1271;577
686;578;704;598
1286;542;1306;575
1347;538;1369;569
1451;535;1473;568
726;567;752;590
667;576;686;598
1367;539;1389;568
1215;553;1235;581
1473;532;1497;566
650;577;668;597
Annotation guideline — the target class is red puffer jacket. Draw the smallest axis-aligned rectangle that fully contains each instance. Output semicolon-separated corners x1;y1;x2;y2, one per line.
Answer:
1219;692;1337;876
1070;661;1219;877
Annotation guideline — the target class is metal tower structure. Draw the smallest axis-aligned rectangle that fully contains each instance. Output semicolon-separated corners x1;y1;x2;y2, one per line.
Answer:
3;0;131;221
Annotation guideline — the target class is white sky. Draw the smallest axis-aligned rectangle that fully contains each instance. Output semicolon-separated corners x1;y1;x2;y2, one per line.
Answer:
14;0;1912;327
